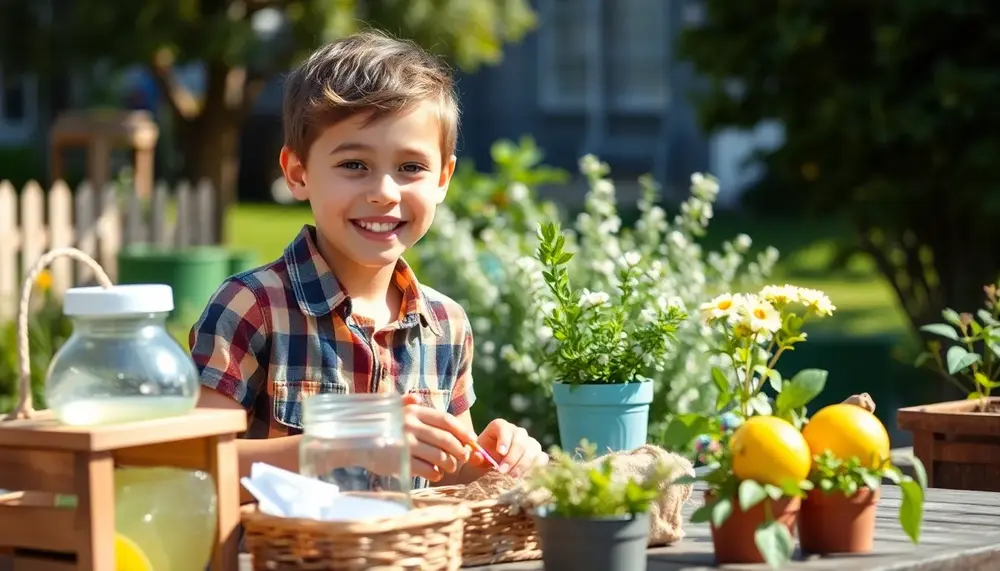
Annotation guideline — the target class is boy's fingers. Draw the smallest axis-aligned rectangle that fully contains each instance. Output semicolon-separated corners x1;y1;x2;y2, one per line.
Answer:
493;421;516;456
401;393;422;406
404;415;470;465
411;458;444;482
409;405;477;446
409;440;461;474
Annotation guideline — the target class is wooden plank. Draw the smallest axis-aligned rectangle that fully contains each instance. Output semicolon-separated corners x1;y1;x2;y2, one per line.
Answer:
114;437;209;471
0;408;247;452
208;434;241;571
0;181;17;321
0;449;76;494
175;180;191;247
11;554;77;571
0;494;76;552
19;182;44;280
74;452;114;571
151;181;168;247
73;183;96;284
47;182;73;296
453;483;1000;571
96;184;119;282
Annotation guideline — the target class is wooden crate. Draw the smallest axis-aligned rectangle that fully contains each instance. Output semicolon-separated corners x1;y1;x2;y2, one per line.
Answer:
0;408;246;571
897;397;1000;492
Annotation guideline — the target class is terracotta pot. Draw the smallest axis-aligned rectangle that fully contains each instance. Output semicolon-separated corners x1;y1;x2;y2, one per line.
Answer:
799;487;879;554
707;491;801;565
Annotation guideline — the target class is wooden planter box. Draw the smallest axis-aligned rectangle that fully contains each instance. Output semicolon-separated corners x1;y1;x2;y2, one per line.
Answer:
897;397;1000;492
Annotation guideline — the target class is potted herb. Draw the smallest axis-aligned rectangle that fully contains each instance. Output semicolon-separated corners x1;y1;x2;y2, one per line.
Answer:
533;221;686;453
899;281;1000;491
799;449;925;554
525;441;675;571
666;285;836;568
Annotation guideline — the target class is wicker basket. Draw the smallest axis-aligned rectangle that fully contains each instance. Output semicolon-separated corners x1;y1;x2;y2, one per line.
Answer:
412;485;541;567
242;494;471;571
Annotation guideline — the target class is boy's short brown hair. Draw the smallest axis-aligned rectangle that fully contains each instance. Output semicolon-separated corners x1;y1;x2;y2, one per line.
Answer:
282;29;460;163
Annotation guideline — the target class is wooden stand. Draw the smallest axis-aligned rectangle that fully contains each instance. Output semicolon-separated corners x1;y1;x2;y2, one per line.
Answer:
0;247;247;570
897;397;1000;492
0;408;246;570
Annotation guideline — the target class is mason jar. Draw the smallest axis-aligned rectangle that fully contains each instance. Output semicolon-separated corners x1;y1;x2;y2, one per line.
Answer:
44;284;200;426
299;393;412;507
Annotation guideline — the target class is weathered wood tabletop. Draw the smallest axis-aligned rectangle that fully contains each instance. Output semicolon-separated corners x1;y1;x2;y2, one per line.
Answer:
238;482;1000;570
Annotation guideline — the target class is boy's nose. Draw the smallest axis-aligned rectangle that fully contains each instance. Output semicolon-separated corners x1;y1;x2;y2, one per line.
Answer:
368;175;402;204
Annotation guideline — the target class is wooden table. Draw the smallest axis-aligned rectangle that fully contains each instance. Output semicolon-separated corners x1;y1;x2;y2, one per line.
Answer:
236;483;1000;570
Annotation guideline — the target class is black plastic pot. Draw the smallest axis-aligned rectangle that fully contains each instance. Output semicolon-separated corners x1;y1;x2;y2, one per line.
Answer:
534;511;650;571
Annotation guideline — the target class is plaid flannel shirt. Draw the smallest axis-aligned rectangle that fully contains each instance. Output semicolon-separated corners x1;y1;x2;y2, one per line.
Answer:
188;225;476;489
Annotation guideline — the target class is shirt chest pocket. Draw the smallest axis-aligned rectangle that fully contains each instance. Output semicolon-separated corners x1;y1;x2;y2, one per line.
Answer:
271;376;350;431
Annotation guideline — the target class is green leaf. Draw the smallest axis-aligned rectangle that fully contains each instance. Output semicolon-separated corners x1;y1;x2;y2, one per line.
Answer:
754;519;795;569
711;366;730;394
946;346;981;375
690;503;712;524
661;414;709;449
898;479;924;543
860;470;882;491
910;456;928;491
711;497;733;528
738;479;768;512
671;474;700;486
942;308;962;326
968;391;984;401
775;368;828;414
975;372;1000;389
920;323;960;341
764;484;785;501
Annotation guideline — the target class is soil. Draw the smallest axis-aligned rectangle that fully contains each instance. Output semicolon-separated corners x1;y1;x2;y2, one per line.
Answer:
977;402;1000;414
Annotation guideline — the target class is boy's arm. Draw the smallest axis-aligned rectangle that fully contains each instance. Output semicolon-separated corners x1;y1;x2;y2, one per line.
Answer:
189;278;289;504
198;387;302;503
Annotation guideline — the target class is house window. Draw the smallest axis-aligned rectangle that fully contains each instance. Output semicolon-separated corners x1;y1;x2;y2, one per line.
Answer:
606;0;670;110
538;0;671;112
0;68;37;145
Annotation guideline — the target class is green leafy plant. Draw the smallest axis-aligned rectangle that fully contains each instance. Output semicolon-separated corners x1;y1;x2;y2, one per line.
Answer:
917;282;1000;412
808;450;926;544
664;285;838;568
526;440;673;518
533;221;687;384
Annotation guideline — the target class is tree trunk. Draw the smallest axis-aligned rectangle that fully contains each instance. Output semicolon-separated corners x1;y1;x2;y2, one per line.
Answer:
178;115;241;244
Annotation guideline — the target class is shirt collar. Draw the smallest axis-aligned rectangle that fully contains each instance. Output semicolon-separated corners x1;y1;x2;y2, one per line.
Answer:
284;225;443;336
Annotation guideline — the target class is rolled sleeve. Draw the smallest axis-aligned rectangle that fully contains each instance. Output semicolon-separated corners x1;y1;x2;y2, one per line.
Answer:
188;278;269;411
447;315;477;417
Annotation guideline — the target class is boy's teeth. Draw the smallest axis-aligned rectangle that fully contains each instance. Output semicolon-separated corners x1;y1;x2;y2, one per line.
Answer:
358;221;400;233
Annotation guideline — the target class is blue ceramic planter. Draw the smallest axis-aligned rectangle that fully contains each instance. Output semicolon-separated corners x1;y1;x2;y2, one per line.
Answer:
551;381;654;454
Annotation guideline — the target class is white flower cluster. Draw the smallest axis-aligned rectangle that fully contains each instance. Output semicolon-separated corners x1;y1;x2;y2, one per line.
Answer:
413;153;781;434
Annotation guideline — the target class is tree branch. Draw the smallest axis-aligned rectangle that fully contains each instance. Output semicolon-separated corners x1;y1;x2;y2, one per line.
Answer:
150;56;201;121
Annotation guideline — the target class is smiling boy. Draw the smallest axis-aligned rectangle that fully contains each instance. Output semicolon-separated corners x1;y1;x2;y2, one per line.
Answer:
190;30;546;497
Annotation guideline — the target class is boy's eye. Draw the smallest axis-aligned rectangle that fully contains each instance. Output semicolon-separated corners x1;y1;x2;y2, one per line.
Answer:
339;161;367;170
401;163;427;173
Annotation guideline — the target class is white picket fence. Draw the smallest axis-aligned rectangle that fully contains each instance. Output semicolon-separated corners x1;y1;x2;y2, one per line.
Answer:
0;179;219;320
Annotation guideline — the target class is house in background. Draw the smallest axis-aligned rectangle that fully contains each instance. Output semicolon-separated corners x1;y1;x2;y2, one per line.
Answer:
240;0;783;207
0;0;783;208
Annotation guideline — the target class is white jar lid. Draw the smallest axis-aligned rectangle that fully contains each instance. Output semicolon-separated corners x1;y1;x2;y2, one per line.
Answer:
63;284;175;316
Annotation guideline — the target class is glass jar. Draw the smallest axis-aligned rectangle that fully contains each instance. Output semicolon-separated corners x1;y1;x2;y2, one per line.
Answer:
45;284;200;426
299;393;412;507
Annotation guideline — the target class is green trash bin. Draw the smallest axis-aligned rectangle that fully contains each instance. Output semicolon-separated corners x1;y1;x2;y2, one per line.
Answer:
227;249;259;277
117;245;232;328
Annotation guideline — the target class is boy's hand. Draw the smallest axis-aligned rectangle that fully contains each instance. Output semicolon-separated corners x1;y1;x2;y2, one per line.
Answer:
401;393;474;482
475;419;548;477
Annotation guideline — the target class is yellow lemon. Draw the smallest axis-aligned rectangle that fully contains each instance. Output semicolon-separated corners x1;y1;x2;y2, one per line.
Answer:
802;403;890;469
730;415;812;487
116;533;154;571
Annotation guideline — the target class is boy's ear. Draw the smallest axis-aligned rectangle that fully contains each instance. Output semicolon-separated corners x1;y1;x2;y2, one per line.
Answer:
435;154;458;205
279;146;309;201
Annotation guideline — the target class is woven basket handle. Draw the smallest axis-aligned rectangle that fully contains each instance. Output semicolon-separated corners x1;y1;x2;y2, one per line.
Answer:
3;248;113;421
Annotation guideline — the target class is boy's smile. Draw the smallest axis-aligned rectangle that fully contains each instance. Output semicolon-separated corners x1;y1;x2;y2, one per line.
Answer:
280;100;456;277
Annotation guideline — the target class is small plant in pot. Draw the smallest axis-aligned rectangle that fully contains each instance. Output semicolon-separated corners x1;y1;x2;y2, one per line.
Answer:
799;449;925;554
665;284;836;568
525;441;675;571
899;281;1000;492
532;221;686;453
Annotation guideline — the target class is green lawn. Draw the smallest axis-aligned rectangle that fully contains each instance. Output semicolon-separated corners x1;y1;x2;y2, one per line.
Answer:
226;203;910;339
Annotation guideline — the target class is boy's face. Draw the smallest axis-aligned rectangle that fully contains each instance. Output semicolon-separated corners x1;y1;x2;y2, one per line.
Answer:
280;100;456;271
